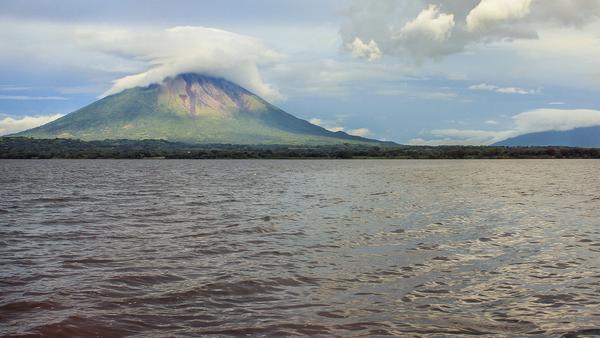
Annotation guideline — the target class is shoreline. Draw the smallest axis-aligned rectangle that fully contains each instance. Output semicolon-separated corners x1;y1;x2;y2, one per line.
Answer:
2;137;600;159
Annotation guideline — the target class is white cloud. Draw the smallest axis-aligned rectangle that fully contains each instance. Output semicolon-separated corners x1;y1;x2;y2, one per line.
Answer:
340;0;600;63
346;37;382;61
0;19;146;76
468;83;497;91
0;114;64;136
347;128;370;137
495;87;537;95
513;108;600;132
468;83;538;95
340;1;532;62
466;0;533;31
0;20;286;102
410;108;600;145
327;127;345;132
393;4;457;60
400;5;455;41
485;120;498;124
0;95;67;100
94;26;285;101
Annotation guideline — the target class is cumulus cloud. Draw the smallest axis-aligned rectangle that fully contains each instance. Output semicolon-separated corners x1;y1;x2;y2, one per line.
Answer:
0;114;64;136
346;38;382;61
466;0;533;31
89;26;285;101
393;4;456;60
340;0;599;62
400;5;455;41
469;83;539;95
409;108;600;145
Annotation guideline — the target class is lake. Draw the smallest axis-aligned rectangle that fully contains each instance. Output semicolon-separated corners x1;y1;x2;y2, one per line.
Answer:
1;159;600;336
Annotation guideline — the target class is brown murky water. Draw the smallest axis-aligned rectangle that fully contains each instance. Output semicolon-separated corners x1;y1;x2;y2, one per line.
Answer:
1;159;600;337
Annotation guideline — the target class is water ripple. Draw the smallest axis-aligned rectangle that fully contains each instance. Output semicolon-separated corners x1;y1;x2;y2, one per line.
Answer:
1;159;600;336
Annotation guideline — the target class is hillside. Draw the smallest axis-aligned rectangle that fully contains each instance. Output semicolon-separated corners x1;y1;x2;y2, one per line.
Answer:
494;126;600;147
14;74;385;145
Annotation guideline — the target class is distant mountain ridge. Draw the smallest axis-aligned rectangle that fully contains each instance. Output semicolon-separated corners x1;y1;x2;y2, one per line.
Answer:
14;73;386;145
493;126;600;147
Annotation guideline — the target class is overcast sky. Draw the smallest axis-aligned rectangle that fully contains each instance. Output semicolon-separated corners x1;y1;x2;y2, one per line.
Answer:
1;0;600;144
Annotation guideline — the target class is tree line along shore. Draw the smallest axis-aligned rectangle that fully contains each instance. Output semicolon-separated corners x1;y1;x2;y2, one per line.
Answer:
1;137;600;159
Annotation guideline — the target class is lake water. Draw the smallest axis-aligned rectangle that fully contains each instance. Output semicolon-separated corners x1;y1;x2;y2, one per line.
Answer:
1;159;600;337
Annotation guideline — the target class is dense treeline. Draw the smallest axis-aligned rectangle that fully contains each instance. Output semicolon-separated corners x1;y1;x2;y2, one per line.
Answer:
1;137;600;159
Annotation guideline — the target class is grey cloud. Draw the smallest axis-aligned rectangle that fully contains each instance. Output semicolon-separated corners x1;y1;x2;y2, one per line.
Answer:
341;0;599;62
530;0;600;27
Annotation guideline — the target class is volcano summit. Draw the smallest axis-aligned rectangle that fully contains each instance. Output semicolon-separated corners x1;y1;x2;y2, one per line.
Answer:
15;74;383;145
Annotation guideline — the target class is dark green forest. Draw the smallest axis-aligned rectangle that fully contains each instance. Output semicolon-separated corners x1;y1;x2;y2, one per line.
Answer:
1;137;599;159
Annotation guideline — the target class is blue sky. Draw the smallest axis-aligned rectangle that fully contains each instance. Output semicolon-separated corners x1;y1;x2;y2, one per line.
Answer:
1;0;600;144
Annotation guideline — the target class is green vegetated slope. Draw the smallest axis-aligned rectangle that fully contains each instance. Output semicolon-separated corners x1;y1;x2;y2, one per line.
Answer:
15;74;385;145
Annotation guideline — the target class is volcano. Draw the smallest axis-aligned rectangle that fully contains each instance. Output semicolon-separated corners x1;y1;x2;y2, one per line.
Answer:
14;74;384;145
